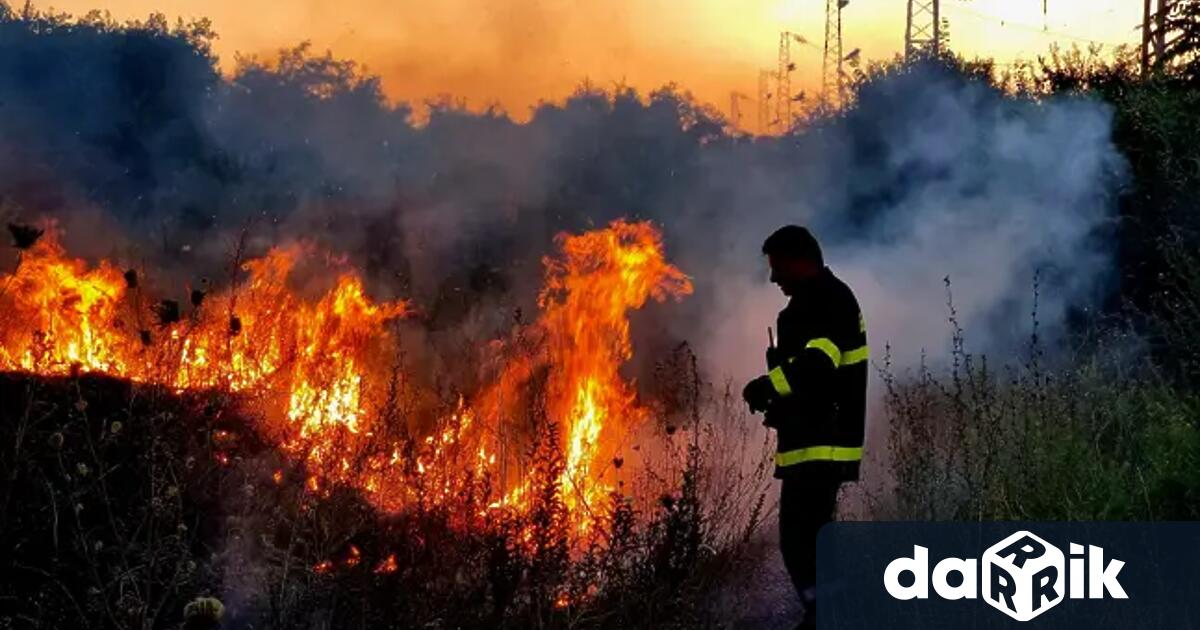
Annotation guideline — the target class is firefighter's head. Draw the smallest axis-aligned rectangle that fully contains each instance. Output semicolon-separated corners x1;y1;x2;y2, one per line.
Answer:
762;225;823;296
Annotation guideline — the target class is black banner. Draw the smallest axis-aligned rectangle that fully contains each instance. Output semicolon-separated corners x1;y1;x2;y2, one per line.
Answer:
818;522;1200;629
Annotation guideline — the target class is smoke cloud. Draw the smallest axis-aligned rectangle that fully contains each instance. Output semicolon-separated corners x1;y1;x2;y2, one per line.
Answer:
700;66;1123;385
0;15;1124;412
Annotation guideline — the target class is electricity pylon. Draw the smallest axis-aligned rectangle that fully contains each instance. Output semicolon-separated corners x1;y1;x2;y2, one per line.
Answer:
778;32;796;131
758;69;776;134
905;0;940;60
823;0;850;108
729;91;751;132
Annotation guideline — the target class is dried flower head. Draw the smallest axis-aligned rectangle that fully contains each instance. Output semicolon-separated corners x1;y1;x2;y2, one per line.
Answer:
183;596;225;630
154;300;181;327
7;223;44;250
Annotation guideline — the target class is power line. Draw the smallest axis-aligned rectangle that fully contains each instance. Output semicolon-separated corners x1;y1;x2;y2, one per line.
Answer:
941;3;1129;47
947;4;1118;45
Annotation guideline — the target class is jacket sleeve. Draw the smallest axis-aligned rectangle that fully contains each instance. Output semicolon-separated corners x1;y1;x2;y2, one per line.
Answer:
766;294;863;401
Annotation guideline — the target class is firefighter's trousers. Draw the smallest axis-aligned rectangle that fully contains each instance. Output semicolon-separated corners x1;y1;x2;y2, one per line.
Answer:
778;477;841;599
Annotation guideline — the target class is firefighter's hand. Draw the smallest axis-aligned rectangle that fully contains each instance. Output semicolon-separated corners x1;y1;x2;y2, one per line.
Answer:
742;376;776;414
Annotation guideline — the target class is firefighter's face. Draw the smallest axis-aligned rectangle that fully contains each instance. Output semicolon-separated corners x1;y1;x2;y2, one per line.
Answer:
768;254;819;296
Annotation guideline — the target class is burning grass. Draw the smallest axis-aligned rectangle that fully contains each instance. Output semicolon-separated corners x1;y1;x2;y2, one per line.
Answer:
0;219;773;628
0;220;689;527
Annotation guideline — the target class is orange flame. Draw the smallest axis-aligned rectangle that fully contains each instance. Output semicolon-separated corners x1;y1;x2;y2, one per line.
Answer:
0;219;691;544
542;221;692;533
0;235;135;375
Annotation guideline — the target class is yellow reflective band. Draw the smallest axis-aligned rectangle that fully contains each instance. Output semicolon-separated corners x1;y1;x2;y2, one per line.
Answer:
842;345;870;366
805;338;842;367
775;446;863;467
859;312;866;333
768;366;792;396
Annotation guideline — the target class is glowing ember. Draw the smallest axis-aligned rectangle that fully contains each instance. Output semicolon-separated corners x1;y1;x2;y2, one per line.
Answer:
374;554;398;574
344;545;362;568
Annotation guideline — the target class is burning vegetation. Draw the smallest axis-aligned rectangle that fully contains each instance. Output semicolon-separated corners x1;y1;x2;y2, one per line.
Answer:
0;219;694;532
0;218;772;628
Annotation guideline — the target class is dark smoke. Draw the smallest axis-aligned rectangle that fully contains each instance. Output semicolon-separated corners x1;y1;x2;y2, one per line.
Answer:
0;11;1125;392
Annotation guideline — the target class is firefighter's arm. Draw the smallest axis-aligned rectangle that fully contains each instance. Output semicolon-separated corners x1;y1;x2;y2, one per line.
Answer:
742;347;832;414
765;343;837;400
765;301;862;401
744;332;837;413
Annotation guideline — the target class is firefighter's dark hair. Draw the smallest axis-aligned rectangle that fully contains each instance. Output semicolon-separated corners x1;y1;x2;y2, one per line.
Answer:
762;225;823;265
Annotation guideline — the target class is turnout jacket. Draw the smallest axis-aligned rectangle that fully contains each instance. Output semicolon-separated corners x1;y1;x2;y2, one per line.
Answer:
764;267;868;482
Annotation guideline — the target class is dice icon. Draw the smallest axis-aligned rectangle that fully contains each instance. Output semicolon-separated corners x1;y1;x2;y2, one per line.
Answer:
982;531;1065;621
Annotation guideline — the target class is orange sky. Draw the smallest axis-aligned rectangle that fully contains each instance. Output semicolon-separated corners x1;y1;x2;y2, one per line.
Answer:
38;0;1143;127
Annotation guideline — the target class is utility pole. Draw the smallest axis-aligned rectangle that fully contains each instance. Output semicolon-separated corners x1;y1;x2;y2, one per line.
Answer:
1143;0;1153;75
1155;0;1169;61
1144;0;1174;74
905;0;940;61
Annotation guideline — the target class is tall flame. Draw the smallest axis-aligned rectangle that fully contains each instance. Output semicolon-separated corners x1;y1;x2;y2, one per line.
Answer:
538;220;693;532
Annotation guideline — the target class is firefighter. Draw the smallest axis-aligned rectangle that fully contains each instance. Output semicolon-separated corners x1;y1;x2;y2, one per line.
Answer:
742;225;868;629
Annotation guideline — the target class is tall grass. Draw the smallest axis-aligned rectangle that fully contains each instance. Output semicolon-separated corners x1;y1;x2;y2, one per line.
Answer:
879;271;1200;522
0;341;774;629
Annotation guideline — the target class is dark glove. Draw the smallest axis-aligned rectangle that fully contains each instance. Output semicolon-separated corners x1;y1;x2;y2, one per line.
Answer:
762;407;781;429
742;375;777;414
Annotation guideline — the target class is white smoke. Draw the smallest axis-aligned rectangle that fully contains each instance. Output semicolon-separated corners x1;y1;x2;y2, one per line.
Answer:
690;67;1122;393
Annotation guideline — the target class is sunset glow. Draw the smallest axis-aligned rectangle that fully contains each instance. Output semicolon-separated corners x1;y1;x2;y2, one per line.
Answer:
35;0;1141;123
